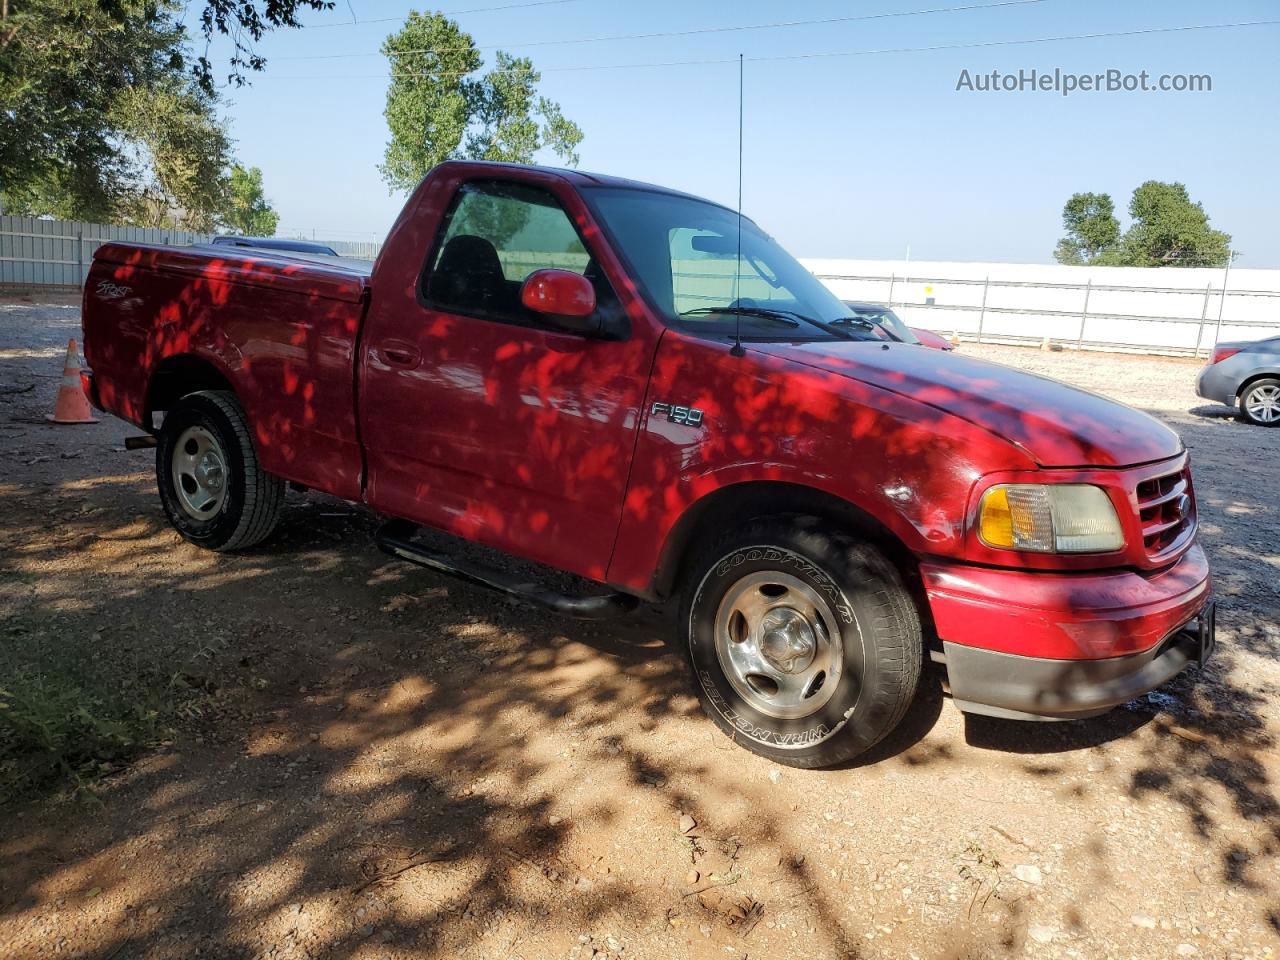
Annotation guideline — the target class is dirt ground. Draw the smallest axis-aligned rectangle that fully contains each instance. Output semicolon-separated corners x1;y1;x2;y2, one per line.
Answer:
1;300;1278;960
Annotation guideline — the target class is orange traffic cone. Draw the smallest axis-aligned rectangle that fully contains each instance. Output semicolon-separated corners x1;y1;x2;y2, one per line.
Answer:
46;338;98;424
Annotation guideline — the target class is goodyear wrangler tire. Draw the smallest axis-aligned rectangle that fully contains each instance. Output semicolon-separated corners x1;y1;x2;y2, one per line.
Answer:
156;390;284;551
681;518;922;768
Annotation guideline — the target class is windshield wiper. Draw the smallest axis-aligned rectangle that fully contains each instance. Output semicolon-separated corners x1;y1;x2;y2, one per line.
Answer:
830;315;878;331
680;305;859;341
681;306;799;327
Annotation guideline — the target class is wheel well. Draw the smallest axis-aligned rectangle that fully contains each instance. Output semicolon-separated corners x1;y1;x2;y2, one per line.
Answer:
146;355;233;427
653;481;918;601
1237;371;1280;401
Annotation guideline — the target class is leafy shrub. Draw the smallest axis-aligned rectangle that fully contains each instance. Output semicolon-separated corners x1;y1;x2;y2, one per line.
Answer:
0;668;168;799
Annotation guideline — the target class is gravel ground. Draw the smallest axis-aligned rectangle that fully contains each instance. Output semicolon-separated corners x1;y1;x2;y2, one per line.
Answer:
1;301;1277;960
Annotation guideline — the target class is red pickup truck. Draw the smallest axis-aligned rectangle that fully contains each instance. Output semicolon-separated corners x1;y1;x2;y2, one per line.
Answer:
82;160;1214;767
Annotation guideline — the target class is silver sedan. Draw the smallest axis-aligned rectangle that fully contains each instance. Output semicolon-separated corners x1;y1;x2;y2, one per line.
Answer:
1197;336;1280;426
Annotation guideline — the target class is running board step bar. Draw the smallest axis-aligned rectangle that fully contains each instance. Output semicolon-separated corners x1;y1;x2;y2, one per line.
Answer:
374;519;638;621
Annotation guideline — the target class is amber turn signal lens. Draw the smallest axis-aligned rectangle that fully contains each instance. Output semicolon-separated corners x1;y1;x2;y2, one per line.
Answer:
979;486;1015;548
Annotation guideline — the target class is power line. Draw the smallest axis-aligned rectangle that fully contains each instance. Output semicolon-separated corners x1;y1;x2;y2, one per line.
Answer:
277;0;1049;61
266;18;1280;80
303;0;584;29
743;17;1280;68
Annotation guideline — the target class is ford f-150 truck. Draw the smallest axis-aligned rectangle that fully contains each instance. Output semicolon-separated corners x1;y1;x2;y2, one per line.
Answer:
82;161;1215;767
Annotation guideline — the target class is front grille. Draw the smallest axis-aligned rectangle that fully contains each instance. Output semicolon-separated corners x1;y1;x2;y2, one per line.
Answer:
1135;467;1194;557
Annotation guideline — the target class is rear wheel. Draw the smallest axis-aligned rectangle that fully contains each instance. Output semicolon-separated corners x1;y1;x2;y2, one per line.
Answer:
156;390;284;550
681;518;922;768
1240;377;1280;427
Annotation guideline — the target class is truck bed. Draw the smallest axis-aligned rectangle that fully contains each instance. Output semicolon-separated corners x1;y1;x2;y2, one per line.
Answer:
92;241;372;302
83;241;372;501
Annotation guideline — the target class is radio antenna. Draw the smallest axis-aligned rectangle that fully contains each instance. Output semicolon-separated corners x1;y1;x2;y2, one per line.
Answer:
730;53;746;358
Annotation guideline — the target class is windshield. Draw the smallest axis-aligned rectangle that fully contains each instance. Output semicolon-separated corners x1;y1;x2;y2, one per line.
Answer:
584;187;875;342
843;304;920;345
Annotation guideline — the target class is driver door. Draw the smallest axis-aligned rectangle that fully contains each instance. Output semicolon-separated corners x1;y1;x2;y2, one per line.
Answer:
359;175;658;581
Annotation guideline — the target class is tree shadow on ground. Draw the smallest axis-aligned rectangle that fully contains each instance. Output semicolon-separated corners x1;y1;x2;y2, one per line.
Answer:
1;323;1278;956
3;464;1277;957
1;469;920;959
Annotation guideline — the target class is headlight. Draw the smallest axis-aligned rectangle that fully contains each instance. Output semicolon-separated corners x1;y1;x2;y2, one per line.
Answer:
978;484;1124;553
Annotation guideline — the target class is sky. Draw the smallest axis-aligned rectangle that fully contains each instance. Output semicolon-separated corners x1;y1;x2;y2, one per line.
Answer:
192;0;1280;265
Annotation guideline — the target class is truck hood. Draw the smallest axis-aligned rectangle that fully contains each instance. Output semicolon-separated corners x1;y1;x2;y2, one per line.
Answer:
755;340;1182;468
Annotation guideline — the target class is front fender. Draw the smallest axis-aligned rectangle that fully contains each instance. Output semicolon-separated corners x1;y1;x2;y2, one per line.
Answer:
606;332;1034;595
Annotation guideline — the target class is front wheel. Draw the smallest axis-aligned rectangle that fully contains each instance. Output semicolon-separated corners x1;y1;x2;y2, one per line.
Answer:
1240;377;1280;427
156;390;284;550
681;519;922;768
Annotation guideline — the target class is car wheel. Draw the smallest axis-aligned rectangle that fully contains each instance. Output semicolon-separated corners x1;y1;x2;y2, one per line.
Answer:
156;390;284;550
681;518;922;768
1240;378;1280;427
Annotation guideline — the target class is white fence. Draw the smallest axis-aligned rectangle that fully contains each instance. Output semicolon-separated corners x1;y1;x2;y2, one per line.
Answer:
5;216;1278;356
0;215;379;290
803;258;1280;357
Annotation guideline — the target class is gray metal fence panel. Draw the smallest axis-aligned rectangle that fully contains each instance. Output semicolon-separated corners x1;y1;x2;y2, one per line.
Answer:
1;217;386;288
0;215;212;289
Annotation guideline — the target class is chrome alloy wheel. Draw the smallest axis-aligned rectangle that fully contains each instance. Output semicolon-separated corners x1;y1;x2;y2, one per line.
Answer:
171;425;229;519
713;570;844;719
1245;384;1280;423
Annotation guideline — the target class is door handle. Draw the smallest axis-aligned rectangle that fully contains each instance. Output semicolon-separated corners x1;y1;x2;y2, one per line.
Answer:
378;342;421;369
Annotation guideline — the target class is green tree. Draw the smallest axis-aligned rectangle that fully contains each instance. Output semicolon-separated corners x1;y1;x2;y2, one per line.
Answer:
1052;192;1120;265
113;84;233;231
0;0;284;229
222;164;280;236
0;0;332;103
1118;180;1232;267
0;0;187;219
190;0;333;92
378;10;584;194
1051;182;1233;268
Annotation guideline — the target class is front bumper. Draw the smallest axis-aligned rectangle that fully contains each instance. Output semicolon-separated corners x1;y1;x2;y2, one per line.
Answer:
922;543;1212;719
944;602;1215;720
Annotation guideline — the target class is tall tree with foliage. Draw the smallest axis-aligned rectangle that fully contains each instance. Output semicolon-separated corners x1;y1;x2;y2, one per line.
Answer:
0;0;332;102
113;84;234;230
1;0;289;228
222;164;280;235
1053;192;1121;265
378;10;584;194
1118;180;1232;267
1052;182;1232;267
0;0;186;219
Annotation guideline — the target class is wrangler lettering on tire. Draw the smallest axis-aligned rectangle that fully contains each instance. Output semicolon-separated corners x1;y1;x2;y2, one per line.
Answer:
681;518;922;768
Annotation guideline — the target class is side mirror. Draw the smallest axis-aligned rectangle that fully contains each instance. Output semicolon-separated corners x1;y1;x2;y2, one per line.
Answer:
521;269;598;334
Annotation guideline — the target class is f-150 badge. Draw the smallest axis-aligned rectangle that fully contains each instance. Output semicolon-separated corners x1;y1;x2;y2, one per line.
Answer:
651;402;704;426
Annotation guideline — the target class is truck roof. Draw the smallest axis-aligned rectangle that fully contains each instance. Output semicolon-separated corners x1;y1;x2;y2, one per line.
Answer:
432;160;736;213
90;162;737;306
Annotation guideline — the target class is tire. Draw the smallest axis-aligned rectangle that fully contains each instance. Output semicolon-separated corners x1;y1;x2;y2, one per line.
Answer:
1239;377;1280;427
156;390;284;550
681;518;922;768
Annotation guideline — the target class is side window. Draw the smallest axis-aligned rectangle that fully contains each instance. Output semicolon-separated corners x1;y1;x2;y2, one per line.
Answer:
423;179;617;326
